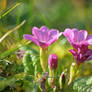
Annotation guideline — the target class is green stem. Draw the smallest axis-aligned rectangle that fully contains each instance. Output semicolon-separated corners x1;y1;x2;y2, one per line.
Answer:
68;63;78;85
48;68;57;87
40;48;48;72
0;20;26;43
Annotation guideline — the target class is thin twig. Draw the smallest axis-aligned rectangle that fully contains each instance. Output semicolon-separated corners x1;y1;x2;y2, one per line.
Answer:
0;3;21;19
0;20;26;43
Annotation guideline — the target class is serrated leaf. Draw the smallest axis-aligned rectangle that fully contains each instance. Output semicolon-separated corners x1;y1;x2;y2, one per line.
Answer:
22;51;34;74
20;45;39;55
73;77;92;92
22;50;40;74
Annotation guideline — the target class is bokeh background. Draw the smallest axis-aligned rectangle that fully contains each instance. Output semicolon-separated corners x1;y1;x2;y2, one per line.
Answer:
0;0;92;91
1;0;92;46
1;0;92;76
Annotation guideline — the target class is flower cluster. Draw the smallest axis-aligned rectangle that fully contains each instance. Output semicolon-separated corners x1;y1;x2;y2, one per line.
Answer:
24;26;62;72
23;26;92;89
23;26;92;67
63;28;92;65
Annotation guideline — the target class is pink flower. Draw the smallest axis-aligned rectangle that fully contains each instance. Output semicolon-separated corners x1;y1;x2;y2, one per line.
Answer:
23;26;62;48
63;28;92;65
48;54;58;70
69;48;92;65
16;50;25;59
63;28;92;48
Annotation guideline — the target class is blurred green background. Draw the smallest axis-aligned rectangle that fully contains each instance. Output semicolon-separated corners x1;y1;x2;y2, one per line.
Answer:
0;0;92;44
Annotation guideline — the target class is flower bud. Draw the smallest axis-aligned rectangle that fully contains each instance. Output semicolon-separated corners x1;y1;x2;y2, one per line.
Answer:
59;72;66;89
48;54;58;70
48;54;58;87
68;62;78;85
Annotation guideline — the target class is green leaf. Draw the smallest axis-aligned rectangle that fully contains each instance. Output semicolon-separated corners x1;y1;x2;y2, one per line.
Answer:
22;49;42;77
0;73;25;91
22;51;34;74
73;77;92;92
0;46;19;59
0;3;21;19
22;50;40;75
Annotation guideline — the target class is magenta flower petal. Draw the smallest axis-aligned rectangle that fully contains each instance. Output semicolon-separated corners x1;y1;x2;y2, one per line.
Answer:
23;26;61;48
85;49;92;61
32;26;49;42
63;28;89;48
39;27;49;42
38;41;49;47
40;26;49;30
32;27;44;41
69;46;92;64
32;27;39;38
77;49;92;63
69;48;92;64
69;49;76;56
63;28;75;44
23;34;39;46
48;54;58;70
86;35;92;45
49;29;59;37
77;30;87;42
48;29;62;45
63;28;92;65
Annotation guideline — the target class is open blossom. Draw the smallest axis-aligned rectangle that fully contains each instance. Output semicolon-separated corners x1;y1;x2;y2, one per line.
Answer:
69;48;92;64
23;26;62;48
48;54;58;70
63;28;92;48
63;28;92;65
